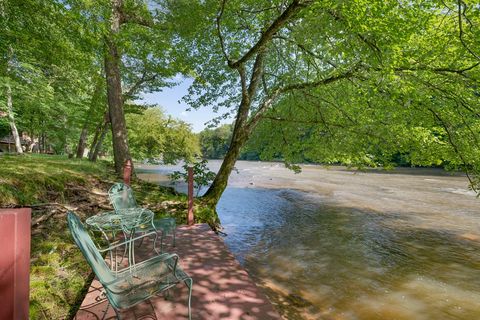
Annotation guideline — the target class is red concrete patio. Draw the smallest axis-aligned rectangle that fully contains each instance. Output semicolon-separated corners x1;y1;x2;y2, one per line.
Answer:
75;224;281;319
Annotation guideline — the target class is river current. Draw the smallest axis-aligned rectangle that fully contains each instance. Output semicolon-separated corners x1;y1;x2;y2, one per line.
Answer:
137;161;480;320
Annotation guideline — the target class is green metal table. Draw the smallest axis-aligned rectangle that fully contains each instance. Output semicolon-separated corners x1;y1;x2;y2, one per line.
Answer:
86;208;157;272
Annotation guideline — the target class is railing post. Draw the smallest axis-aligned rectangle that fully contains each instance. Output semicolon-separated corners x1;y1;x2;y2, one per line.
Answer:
123;159;132;185
187;166;194;226
0;208;31;320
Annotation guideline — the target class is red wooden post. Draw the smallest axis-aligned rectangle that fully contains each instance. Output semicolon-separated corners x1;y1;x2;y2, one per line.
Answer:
123;159;132;185
187;166;194;226
0;208;31;320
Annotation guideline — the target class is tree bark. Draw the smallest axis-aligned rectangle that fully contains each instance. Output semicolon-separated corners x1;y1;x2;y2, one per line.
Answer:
203;52;266;206
89;111;110;161
76;127;88;158
202;125;250;205
5;83;23;154
104;0;132;174
88;113;105;159
76;77;103;158
90;122;110;162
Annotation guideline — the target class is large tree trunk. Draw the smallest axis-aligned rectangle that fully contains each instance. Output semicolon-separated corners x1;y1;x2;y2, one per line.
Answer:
202;129;249;205
5;83;23;154
104;0;131;174
203;89;254;205
203;53;266;207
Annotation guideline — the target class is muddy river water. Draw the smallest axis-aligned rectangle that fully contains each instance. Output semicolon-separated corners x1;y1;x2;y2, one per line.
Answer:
137;161;480;320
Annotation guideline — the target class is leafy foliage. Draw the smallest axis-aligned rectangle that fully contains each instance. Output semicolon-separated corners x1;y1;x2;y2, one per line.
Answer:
127;108;200;163
170;159;217;196
198;124;233;159
167;0;480;194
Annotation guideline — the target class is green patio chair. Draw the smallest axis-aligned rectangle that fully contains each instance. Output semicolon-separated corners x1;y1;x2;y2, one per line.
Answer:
108;182;138;211
108;182;177;250
67;212;192;319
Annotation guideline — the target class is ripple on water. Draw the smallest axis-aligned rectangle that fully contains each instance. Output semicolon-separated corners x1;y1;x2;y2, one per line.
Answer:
217;187;480;320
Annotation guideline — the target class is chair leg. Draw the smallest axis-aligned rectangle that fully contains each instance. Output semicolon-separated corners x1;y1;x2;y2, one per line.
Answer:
160;230;164;253
152;230;160;254
105;301;116;320
137;231;145;247
184;277;193;320
173;228;176;247
113;308;123;320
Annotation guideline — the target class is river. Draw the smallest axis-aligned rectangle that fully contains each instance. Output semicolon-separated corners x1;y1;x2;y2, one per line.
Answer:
137;160;480;320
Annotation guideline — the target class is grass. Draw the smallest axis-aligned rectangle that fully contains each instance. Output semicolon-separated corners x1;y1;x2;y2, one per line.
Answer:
0;153;214;319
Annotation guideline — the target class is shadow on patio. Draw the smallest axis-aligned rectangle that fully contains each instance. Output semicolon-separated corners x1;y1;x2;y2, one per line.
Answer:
75;224;280;319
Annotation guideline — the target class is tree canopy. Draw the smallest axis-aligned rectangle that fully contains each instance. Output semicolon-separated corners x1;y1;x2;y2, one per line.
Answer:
164;0;480;204
1;0;479;204
127;108;200;163
0;0;199;166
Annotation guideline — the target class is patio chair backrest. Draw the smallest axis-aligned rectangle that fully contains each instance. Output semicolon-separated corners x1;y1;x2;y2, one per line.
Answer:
108;183;137;211
67;212;114;283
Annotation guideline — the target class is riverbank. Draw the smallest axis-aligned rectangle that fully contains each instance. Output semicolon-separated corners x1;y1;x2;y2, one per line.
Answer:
0;154;209;319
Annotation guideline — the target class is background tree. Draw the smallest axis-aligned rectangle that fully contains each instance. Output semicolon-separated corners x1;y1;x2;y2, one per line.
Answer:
99;0;180;174
198;124;233;159
0;0;99;154
127;107;200;162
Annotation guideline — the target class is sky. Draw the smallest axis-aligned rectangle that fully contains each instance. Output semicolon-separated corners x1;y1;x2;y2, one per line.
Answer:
139;77;230;133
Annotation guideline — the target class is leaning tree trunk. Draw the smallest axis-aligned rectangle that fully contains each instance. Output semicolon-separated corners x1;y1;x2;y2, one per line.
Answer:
90;122;110;162
5;83;23;154
202;130;248;205
202;51;267;209
203;95;253;206
89;111;110;162
104;0;131;174
76;127;88;158
88;111;107;159
76;77;103;158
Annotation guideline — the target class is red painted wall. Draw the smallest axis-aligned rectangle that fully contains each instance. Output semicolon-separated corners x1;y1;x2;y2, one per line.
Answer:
0;208;31;320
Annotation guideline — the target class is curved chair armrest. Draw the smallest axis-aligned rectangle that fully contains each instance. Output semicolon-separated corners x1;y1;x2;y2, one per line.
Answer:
102;253;180;287
97;231;157;253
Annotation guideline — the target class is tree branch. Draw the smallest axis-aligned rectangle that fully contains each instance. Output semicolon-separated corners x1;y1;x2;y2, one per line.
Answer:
327;9;382;62
246;66;359;132
122;71;157;102
280;64;360;93
457;0;480;61
247;50;266;98
119;5;153;27
273;35;337;68
230;0;311;68
428;107;477;192
216;0;232;65
392;62;480;76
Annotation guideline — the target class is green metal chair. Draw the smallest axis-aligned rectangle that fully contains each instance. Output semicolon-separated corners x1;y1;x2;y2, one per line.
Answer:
67;212;192;319
108;183;177;250
108;183;138;211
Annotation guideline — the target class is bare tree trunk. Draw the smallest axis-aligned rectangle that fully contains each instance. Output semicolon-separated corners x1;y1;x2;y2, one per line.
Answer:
76;78;103;158
90;122;110;162
5;83;23;154
88;114;105;159
104;0;131;174
76;127;88;158
89;111;110;161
